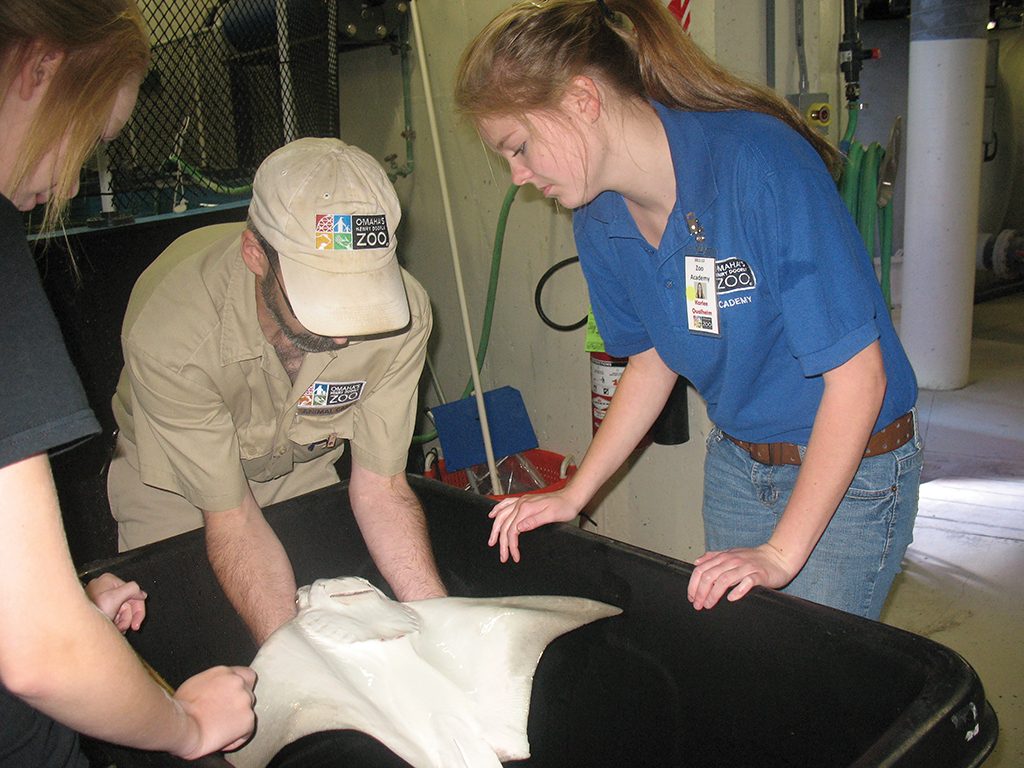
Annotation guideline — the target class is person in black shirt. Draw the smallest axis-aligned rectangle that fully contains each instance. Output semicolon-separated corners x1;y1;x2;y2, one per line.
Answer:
0;2;256;764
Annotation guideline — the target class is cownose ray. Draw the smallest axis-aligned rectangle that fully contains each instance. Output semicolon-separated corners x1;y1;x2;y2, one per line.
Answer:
227;576;621;768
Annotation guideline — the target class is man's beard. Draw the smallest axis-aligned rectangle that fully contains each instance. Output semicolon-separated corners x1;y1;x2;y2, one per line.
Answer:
260;273;346;354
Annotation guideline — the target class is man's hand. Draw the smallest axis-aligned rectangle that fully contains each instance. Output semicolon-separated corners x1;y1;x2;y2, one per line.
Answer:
84;572;147;633
171;665;258;759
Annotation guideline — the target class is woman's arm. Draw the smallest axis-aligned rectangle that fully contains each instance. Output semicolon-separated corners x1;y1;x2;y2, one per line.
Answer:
0;453;256;759
489;346;680;562
687;341;887;609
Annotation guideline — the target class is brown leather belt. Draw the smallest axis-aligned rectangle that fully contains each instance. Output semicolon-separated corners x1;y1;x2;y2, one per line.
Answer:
724;412;915;467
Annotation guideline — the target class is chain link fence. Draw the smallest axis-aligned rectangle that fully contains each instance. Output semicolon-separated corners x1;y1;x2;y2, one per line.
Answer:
35;0;410;233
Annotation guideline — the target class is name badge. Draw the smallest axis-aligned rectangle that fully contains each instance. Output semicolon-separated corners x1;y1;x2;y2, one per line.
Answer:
685;254;720;336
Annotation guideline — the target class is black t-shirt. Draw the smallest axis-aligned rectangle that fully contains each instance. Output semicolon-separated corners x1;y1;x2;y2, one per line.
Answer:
0;197;98;467
0;681;90;768
0;195;97;767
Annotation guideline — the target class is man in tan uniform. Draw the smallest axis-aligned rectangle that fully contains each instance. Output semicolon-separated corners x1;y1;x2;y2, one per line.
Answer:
108;138;446;643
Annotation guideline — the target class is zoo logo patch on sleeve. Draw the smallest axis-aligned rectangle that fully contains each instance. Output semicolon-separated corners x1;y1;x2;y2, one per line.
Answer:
298;380;366;413
314;215;390;251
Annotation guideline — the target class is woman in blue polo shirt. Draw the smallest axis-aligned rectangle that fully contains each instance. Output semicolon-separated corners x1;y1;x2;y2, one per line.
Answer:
455;0;922;620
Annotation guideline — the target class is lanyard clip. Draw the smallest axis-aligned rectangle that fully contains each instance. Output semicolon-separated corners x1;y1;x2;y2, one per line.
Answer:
685;212;707;254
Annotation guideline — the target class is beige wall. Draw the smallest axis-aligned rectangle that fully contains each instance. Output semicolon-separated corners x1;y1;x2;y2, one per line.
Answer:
337;1;841;561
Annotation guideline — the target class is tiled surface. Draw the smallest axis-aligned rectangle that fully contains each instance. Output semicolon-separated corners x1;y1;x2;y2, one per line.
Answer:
881;293;1024;768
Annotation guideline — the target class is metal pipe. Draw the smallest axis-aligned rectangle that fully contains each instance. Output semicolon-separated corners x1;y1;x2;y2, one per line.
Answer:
328;0;338;136
977;230;1024;279
839;0;860;102
276;0;298;143
795;0;809;95
386;10;415;182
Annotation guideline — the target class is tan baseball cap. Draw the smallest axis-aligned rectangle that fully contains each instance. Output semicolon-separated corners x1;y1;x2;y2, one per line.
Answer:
248;138;410;337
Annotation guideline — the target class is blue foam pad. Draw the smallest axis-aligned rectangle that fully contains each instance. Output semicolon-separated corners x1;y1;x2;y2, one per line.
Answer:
430;386;538;472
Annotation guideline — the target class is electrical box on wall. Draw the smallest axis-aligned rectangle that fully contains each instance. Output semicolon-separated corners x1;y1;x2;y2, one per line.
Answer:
336;0;410;47
787;92;832;135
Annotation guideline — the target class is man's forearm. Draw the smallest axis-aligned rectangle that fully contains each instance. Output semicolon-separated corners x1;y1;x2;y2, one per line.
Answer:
204;490;298;644
349;465;446;601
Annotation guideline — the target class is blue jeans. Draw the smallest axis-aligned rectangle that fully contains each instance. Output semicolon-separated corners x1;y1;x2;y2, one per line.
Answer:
702;411;923;620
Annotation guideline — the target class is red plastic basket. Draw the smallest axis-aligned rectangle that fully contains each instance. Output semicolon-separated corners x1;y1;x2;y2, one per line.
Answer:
424;448;577;501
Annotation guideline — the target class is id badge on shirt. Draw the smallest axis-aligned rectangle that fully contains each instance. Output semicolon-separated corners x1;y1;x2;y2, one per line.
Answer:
685;252;720;336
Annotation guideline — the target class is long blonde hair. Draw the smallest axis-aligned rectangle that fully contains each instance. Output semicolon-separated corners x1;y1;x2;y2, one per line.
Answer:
0;0;150;231
455;0;841;176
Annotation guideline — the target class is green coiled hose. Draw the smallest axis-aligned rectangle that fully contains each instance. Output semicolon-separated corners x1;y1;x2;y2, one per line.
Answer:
839;103;893;309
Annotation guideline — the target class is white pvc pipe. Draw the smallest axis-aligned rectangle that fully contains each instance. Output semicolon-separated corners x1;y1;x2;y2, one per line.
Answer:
95;143;115;214
409;1;501;491
900;35;987;390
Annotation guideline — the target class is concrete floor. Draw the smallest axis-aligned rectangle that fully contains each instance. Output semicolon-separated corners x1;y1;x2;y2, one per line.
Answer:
880;291;1024;767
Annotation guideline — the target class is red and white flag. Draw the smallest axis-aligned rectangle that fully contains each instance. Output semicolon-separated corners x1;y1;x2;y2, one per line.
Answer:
666;0;691;31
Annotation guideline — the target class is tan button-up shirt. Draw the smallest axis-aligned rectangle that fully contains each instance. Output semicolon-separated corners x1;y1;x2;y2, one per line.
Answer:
112;223;431;512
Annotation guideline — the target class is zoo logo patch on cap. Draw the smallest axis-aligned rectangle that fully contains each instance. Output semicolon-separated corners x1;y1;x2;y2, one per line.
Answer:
314;214;390;252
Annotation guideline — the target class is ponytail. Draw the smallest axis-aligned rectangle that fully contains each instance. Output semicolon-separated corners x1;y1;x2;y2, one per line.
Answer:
456;0;841;176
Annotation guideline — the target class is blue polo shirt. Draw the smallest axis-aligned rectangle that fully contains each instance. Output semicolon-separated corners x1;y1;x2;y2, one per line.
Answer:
575;104;917;444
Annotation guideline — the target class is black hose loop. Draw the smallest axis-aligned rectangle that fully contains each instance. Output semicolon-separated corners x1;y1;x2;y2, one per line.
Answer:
534;256;587;331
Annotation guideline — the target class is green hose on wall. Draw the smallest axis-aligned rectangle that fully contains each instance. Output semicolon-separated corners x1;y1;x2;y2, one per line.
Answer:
413;183;520;444
839;103;894;309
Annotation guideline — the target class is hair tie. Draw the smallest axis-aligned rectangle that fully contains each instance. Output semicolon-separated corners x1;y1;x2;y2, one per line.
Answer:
595;0;635;34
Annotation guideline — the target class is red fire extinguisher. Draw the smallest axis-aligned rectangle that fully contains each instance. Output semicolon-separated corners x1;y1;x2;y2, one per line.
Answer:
590;351;628;436
585;310;689;445
590;351;691;446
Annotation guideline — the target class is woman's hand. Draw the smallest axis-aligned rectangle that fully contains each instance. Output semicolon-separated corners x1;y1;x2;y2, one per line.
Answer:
488;491;581;563
485;348;679;565
84;572;147;633
687;543;798;610
171;665;258;759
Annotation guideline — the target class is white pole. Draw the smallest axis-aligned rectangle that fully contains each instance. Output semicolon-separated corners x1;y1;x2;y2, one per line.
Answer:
900;0;987;390
95;143;115;214
408;1;502;491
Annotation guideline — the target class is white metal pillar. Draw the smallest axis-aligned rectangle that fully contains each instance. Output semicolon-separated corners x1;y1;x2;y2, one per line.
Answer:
900;0;988;389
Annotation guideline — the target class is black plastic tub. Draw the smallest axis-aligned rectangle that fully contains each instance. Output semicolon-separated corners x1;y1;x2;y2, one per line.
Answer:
78;477;998;768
